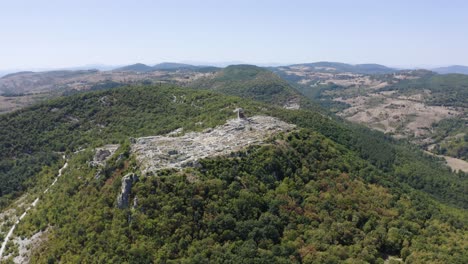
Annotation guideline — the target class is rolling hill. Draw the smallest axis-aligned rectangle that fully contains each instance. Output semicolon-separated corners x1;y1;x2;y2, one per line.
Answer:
0;84;466;263
189;64;307;109
113;63;154;72
282;62;397;74
0;66;217;114
432;65;468;75
114;62;210;72
274;64;468;166
152;62;202;71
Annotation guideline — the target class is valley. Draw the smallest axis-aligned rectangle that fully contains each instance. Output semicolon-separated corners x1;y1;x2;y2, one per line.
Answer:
0;65;217;114
274;63;467;164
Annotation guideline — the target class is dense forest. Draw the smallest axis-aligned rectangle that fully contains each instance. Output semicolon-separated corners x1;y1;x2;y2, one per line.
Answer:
0;85;466;209
14;129;468;263
188;65;318;111
0;84;466;263
430;118;468;161
0;85;254;207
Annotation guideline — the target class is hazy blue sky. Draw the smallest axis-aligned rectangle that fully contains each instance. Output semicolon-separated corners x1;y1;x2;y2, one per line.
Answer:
1;0;467;70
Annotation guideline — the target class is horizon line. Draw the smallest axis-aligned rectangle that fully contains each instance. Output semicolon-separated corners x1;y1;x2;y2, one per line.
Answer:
1;61;467;73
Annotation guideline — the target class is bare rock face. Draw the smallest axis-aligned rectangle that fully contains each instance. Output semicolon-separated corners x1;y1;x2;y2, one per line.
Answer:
117;173;139;209
132;115;296;175
283;98;300;110
89;144;120;167
95;149;111;162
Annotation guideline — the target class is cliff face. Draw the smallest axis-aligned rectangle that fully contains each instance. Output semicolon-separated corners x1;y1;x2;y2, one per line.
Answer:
116;173;139;209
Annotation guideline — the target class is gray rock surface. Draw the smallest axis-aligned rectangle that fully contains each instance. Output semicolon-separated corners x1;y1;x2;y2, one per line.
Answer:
116;173;139;209
132;115;295;175
89;144;119;167
133;196;139;209
13;230;45;264
95;149;111;162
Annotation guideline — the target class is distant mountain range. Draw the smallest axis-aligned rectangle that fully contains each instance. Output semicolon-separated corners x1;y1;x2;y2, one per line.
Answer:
431;65;468;75
114;62;211;72
282;62;397;74
3;62;468;76
112;61;399;74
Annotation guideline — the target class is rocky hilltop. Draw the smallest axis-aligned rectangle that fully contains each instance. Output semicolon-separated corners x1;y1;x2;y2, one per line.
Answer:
132;115;295;175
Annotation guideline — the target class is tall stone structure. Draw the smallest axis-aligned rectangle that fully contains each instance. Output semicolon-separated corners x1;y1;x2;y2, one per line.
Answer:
234;108;246;120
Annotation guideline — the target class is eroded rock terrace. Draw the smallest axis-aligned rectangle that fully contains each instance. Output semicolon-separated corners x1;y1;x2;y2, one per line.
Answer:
132;116;295;174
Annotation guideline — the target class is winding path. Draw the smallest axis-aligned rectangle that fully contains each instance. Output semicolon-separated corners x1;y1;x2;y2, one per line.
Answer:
0;159;68;260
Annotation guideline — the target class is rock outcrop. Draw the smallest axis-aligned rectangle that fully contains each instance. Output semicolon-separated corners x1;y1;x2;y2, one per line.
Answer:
132;115;295;175
89;144;120;167
116;173;139;209
95;149;111;162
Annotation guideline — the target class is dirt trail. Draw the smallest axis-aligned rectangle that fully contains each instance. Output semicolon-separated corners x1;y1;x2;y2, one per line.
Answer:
0;158;68;261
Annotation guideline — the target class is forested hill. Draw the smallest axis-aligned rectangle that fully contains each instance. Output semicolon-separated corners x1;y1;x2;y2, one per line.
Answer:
114;62;209;72
189;65;311;110
0;84;466;208
0;84;466;263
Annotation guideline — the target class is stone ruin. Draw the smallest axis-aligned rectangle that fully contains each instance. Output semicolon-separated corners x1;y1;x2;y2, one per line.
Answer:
234;108;246;120
117;114;296;210
131;115;296;175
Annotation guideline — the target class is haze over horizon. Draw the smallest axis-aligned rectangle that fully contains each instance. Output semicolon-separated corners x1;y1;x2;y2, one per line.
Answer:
1;0;468;71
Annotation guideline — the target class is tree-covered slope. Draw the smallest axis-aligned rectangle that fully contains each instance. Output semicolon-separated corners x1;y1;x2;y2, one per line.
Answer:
189;65;309;109
0;85;255;206
0;84;466;210
16;129;468;263
0;84;466;262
